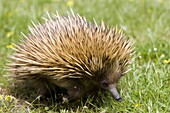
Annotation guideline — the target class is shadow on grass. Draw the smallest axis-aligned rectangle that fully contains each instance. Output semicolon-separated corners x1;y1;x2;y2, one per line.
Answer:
6;80;110;111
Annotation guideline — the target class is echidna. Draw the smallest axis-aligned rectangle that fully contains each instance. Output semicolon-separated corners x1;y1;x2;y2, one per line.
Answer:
8;10;134;102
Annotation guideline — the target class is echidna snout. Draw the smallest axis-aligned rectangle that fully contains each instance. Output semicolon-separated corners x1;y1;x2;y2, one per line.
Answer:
101;81;122;101
108;84;122;102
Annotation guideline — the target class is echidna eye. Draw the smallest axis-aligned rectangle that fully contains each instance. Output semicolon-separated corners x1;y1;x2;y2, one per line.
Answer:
101;81;108;87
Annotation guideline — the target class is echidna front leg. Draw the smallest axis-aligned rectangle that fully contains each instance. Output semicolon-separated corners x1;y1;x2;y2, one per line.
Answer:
67;83;85;101
55;79;85;101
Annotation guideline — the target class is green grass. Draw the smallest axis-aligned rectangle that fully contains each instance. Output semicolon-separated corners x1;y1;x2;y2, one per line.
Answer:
0;0;170;112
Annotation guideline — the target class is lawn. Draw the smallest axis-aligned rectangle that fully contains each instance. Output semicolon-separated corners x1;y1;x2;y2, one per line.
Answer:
0;0;170;112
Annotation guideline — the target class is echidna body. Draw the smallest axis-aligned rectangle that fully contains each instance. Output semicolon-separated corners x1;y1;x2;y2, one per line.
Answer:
8;11;134;102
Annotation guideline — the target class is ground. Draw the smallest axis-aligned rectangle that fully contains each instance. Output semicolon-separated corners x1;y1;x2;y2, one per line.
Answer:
0;0;170;112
